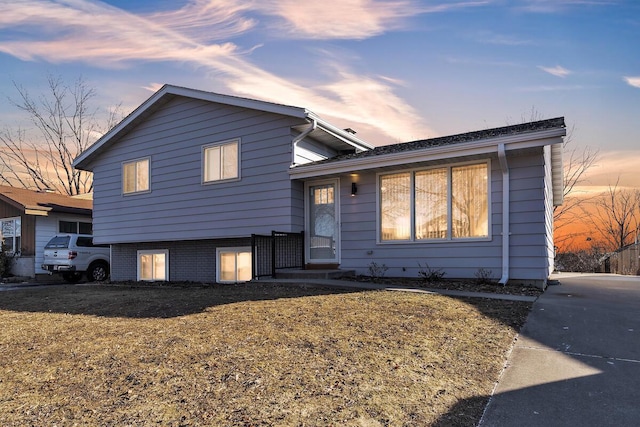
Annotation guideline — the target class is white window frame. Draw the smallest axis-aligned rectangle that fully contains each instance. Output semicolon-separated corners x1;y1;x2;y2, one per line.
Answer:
1;216;21;254
137;249;169;281
202;139;240;184
216;246;252;283
122;157;150;195
377;160;491;243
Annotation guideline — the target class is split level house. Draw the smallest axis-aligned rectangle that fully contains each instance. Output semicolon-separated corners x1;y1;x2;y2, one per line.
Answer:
73;84;565;288
0;186;93;277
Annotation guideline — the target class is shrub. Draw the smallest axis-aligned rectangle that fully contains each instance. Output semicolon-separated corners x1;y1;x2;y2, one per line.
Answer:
417;262;445;284
0;251;14;278
474;268;496;285
555;249;603;273
368;262;389;280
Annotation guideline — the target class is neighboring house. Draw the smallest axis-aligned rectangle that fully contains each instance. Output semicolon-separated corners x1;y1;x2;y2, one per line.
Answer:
73;84;565;288
0;186;93;277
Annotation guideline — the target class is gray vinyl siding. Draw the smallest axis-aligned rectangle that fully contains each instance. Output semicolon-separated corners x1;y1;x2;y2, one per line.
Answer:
508;149;548;282
340;150;550;284
89;96;307;245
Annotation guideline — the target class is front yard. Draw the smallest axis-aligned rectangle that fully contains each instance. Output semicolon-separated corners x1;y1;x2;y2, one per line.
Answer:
0;283;531;426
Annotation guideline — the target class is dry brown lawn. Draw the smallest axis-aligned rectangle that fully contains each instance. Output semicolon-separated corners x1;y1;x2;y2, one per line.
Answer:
0;283;532;426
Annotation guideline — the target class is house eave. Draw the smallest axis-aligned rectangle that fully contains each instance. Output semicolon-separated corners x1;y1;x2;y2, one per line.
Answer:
24;206;52;216
289;128;566;179
309;113;374;152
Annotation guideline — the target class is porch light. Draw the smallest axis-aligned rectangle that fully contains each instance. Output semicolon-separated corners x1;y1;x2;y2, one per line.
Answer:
351;182;358;197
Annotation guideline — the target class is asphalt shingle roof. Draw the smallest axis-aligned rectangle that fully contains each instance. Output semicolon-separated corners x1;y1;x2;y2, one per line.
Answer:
0;185;92;213
314;117;565;165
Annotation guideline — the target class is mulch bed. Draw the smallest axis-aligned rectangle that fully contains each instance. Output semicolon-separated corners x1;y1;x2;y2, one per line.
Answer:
339;275;545;297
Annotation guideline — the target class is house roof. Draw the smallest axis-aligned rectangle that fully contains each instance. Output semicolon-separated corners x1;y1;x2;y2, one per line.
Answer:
289;117;566;179
73;84;373;170
0;186;92;216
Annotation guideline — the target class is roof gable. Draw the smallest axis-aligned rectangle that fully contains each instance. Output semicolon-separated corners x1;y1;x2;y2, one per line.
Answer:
73;84;373;170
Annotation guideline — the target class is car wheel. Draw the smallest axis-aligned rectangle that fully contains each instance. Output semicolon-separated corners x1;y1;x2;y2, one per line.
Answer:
87;262;109;282
62;272;83;283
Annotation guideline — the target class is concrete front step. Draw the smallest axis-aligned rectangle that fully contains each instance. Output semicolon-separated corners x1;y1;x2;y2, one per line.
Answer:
275;269;355;280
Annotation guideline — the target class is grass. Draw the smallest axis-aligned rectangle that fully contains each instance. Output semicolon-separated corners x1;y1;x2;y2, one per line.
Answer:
0;282;532;426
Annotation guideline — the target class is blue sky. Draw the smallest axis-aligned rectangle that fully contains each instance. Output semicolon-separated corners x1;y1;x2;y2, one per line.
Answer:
0;0;638;190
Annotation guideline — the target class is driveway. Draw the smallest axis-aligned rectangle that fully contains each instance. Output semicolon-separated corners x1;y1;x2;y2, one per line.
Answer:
480;273;640;426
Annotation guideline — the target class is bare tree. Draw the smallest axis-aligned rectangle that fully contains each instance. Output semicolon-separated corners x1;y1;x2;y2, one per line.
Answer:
508;110;600;250
584;180;640;251
553;126;599;222
552;128;600;251
0;75;121;195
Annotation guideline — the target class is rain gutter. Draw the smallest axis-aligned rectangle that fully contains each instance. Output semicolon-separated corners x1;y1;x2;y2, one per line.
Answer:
498;143;510;285
291;119;317;166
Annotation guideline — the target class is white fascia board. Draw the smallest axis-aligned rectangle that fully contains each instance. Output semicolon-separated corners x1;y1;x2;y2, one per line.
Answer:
25;208;50;216
73;85;173;169
289;127;566;179
309;112;375;151
167;85;308;118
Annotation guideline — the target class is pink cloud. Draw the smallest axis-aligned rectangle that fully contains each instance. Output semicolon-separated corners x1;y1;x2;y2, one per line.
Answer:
538;65;572;78
0;0;435;143
255;0;487;39
624;76;640;88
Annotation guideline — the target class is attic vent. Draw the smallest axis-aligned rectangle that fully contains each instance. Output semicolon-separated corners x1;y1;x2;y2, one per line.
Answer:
344;128;357;134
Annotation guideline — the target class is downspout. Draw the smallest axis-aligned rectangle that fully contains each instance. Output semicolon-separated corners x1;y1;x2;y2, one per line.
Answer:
291;119;317;166
498;143;510;285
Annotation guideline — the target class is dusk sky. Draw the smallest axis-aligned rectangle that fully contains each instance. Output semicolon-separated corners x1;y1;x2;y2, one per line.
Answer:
0;0;638;193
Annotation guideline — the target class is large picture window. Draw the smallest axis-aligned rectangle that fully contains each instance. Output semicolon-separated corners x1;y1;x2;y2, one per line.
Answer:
123;158;150;194
137;250;168;281
1;217;21;253
203;140;239;183
379;162;489;242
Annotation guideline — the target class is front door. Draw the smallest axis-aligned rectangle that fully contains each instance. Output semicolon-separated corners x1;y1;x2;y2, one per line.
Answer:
306;180;340;264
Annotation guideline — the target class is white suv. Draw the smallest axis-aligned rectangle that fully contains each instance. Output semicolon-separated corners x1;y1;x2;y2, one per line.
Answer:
42;234;110;283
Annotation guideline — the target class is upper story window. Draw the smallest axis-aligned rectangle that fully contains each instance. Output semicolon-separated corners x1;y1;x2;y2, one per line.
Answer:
123;157;150;194
1;217;21;254
203;139;239;183
379;162;489;242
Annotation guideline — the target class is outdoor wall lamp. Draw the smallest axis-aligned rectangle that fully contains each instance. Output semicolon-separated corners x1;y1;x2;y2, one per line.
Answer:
351;182;358;197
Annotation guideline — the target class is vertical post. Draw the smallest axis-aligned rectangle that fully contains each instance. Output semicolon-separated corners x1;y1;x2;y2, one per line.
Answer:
300;230;305;270
271;230;277;278
251;234;256;280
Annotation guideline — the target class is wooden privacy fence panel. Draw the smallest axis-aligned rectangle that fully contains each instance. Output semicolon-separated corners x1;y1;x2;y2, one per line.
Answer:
606;244;640;275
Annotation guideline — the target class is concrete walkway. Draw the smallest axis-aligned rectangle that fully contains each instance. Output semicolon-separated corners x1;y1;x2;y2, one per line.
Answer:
480;273;640;427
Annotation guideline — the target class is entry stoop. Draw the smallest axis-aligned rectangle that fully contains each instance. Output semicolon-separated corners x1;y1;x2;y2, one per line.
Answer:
274;269;355;280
